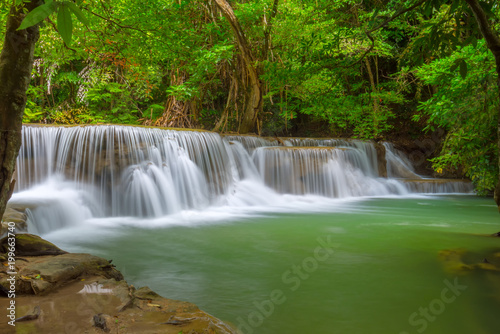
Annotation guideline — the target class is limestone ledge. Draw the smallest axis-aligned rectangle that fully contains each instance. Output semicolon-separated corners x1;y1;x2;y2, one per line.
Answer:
0;234;237;334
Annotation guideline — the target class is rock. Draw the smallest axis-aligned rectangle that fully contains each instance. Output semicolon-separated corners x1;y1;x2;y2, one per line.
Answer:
0;253;123;295
2;206;28;223
374;142;387;177
15;305;40;322
30;279;53;295
0;283;9;297
0;206;28;238
93;313;113;332
0;234;67;256
134;286;161;300
438;249;472;274
438;248;500;274
0;234;237;333
472;262;500;271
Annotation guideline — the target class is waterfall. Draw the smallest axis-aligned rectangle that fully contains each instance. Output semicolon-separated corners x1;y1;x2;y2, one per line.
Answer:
15;125;232;217
402;179;474;193
252;147;406;197
282;138;379;176
383;142;421;179
10;125;473;232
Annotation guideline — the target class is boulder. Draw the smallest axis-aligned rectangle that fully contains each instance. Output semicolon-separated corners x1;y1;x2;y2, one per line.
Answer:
1;205;28;238
0;233;67;256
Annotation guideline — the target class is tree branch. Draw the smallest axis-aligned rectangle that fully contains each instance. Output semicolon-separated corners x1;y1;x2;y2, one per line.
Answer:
464;0;500;54
345;0;428;68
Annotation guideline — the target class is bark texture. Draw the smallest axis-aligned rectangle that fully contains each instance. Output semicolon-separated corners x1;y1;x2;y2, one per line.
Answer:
0;1;42;221
463;0;500;210
213;0;262;133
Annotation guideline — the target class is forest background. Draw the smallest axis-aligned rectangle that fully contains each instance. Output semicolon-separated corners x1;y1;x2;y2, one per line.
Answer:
1;0;499;195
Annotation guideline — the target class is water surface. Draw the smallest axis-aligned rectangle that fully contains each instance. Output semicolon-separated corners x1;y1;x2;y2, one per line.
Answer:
44;195;500;334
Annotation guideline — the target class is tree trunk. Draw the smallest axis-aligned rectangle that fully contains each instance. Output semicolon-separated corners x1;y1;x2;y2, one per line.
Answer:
464;0;500;210
364;57;379;136
0;1;42;221
213;0;262;134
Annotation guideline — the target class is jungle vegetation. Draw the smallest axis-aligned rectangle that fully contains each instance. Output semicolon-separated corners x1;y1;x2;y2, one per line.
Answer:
0;0;499;219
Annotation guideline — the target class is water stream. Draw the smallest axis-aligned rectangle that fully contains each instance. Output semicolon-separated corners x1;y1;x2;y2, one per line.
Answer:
8;125;494;334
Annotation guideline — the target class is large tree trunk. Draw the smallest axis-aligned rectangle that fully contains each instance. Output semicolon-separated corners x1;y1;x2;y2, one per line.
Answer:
464;0;500;210
0;1;42;221
213;0;262;134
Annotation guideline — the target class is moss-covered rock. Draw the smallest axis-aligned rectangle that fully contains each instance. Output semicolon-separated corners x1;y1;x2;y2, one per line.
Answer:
0;233;67;256
438;248;500;274
1;205;28;238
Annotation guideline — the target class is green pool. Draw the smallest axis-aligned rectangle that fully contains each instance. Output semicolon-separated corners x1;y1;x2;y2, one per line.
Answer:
45;195;500;334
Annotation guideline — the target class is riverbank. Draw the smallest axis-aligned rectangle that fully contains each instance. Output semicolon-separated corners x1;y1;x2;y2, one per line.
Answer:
0;233;237;334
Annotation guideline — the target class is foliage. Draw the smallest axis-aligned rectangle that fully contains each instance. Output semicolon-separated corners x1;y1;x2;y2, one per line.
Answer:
416;40;498;194
2;0;500;191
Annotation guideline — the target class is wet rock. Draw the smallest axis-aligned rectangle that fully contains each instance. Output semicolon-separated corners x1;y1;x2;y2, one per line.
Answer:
0;233;67;256
2;206;27;223
0;234;237;333
0;253;123;295
374;142;387;177
438;249;500;274
0;206;28;238
438;249;472;274
93;313;113;332
15;305;40;322
134;286;161;300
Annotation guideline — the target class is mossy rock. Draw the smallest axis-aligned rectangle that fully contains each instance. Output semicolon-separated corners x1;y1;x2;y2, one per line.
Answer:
0;233;67;256
134;286;162;300
439;248;500;274
2;206;27;223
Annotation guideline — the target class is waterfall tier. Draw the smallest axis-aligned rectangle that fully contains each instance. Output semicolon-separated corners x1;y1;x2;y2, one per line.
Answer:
11;125;473;227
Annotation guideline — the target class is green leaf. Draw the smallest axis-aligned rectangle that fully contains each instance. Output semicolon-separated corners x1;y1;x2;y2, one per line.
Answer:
15;0;24;5
459;60;467;79
57;4;73;46
66;1;89;26
17;1;56;30
368;8;379;27
450;60;460;72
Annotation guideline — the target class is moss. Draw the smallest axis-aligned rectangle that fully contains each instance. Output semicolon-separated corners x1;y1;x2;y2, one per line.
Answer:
0;234;67;256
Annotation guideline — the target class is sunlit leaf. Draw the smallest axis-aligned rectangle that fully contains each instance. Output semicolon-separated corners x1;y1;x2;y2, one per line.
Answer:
17;1;56;30
66;1;89;26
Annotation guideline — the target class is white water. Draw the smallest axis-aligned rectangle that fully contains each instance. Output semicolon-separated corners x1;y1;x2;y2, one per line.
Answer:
383;142;421;179
9;125;473;234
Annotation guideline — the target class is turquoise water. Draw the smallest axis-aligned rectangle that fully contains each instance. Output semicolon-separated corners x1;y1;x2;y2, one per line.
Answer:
46;195;500;334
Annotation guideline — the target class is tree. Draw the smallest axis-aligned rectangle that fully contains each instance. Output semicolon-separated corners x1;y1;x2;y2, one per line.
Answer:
463;0;500;209
213;0;262;133
0;0;42;221
0;0;89;221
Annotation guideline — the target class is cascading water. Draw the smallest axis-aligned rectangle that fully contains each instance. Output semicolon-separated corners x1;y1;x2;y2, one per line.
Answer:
382;142;473;193
15;125;232;217
9;125;473;233
252;147;406;196
383;142;421;179
283;138;379;176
